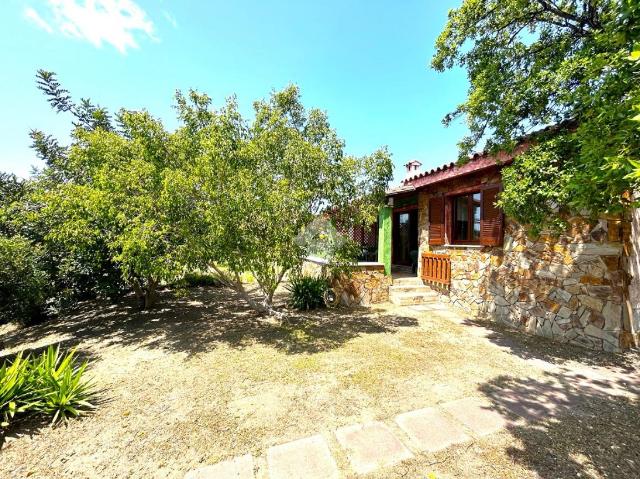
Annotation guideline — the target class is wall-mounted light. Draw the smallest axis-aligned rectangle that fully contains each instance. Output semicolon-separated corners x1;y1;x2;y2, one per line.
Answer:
387;197;394;207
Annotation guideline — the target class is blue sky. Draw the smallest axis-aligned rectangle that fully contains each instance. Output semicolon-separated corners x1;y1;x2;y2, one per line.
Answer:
0;0;469;181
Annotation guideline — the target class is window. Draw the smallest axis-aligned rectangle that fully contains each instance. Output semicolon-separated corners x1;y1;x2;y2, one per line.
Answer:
427;186;504;247
453;192;481;243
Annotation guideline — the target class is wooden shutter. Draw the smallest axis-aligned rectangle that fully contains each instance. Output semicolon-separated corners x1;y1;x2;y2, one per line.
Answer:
428;195;445;246
480;186;503;246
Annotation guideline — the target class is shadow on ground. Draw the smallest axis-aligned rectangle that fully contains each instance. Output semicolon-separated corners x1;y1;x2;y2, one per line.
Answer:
462;316;639;370
0;287;418;358
479;367;640;478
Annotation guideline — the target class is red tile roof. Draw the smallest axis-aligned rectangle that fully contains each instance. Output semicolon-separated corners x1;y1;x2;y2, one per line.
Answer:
400;144;528;191
397;121;576;193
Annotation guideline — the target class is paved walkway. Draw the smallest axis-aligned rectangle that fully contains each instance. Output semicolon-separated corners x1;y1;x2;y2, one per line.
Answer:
184;395;514;479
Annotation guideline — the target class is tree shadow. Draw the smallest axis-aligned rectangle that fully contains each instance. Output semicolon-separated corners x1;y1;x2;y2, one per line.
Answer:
461;316;639;370
0;287;419;358
479;368;640;478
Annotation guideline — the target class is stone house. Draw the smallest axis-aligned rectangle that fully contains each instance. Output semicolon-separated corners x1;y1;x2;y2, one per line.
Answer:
377;147;640;353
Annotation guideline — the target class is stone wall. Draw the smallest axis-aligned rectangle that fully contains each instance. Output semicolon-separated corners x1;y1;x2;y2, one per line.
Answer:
416;173;633;352
301;258;391;307
625;205;640;344
426;217;631;352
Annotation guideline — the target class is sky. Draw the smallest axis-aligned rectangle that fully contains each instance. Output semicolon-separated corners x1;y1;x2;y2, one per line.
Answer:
0;0;470;182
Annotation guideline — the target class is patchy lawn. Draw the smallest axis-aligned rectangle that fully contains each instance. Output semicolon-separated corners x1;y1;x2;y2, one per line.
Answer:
1;287;639;478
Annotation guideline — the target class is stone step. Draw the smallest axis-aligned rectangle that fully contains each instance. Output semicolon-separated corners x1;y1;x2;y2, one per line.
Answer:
392;277;424;287
389;284;435;294
389;291;439;306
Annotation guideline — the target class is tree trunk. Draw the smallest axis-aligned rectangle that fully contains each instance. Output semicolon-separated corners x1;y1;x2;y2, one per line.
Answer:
132;280;146;308
143;278;159;309
210;264;284;317
132;277;159;309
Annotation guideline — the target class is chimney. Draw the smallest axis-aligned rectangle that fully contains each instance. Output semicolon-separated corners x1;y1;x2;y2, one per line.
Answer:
404;160;422;179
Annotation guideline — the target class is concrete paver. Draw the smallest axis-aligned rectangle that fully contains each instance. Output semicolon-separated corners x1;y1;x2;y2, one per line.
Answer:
267;434;339;479
395;407;470;452
184;454;254;479
441;397;508;436
335;421;413;475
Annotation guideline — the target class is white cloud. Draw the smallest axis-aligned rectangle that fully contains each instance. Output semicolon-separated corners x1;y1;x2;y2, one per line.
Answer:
25;7;54;33
25;0;157;54
162;10;177;29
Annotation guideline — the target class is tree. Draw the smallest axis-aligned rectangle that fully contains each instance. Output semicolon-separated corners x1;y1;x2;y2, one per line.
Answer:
0;235;48;324
433;0;640;231
29;74;392;313
0;176;50;324
26;71;191;308
175;86;392;314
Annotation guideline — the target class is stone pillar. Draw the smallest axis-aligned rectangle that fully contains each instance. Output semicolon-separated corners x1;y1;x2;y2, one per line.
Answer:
417;191;429;277
378;206;392;275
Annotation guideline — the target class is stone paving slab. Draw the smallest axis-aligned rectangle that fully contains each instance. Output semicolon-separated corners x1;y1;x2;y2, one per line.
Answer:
185;386;581;478
184;454;254;479
441;397;508;437
335;421;413;475
267;434;339;479
395;407;470;452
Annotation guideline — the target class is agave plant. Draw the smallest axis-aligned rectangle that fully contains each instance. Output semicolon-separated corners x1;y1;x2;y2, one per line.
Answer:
0;353;34;429
30;346;96;425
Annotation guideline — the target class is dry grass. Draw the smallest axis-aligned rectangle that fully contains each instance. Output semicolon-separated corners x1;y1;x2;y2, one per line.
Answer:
0;287;638;478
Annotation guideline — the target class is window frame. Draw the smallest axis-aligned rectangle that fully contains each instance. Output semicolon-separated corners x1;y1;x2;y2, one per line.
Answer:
451;191;482;244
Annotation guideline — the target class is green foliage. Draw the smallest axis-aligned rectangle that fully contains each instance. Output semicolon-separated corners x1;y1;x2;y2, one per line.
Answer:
0;346;95;431
28;346;96;425
174;85;392;313
1;180;125;316
287;275;329;310
15;72;391;314
433;0;640;228
28;72;197;308
0;83;125;318
498;135;575;235
0;236;49;324
180;272;223;288
625;49;640;181
0;353;32;428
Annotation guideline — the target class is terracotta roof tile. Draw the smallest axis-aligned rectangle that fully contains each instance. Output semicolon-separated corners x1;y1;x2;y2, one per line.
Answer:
400;144;528;190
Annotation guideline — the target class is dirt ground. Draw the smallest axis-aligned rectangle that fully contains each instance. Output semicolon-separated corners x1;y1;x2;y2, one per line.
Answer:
1;286;639;479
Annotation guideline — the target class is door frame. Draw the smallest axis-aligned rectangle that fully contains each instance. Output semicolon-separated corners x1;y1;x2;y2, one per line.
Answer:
391;207;419;266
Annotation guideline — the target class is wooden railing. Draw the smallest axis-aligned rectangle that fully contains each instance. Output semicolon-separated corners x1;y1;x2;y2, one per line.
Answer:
421;252;451;286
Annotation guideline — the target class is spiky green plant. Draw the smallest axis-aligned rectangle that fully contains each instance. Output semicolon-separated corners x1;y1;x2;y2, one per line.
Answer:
30;346;96;424
0;353;33;429
287;275;329;310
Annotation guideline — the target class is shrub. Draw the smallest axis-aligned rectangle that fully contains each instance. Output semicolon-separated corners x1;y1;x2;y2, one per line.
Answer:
0;345;96;431
0;353;32;428
0;236;49;324
181;272;223;288
287;275;329;310
29;346;96;424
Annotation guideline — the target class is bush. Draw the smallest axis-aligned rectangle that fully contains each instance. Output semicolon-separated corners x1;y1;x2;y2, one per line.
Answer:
287;275;329;310
0;353;32;428
181;272;223;288
0;236;49;324
0;345;96;431
29;346;96;424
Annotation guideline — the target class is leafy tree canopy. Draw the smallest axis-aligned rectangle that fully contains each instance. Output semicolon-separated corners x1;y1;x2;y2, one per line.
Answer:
173;86;392;313
24;73;392;313
433;0;640;231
